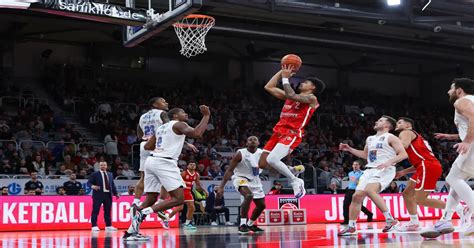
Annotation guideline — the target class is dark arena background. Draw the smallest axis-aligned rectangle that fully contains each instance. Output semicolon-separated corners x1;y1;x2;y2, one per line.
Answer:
1;0;474;247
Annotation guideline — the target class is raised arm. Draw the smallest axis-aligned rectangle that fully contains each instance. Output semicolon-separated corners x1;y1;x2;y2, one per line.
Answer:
281;65;317;105
217;151;242;193
264;70;286;100
434;133;459;141
339;143;368;159
173;105;210;139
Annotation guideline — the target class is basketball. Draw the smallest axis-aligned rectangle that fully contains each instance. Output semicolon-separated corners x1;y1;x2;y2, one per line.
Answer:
281;54;302;72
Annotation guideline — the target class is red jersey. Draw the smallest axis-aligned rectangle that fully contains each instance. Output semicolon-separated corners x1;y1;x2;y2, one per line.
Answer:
183;170;198;190
406;130;439;167
273;99;318;137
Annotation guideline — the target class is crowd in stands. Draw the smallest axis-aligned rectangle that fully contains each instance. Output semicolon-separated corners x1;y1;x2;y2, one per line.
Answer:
1;77;460;195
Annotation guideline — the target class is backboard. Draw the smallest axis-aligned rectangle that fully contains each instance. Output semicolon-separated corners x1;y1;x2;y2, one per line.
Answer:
123;0;202;47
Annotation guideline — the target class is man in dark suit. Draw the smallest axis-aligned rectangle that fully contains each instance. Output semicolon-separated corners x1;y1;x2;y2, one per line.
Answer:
88;161;119;232
205;187;233;226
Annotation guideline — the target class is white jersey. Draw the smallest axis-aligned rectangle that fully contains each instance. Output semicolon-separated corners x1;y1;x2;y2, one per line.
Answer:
454;95;474;141
365;132;397;168
151;121;185;160
234;148;263;179
139;109;164;141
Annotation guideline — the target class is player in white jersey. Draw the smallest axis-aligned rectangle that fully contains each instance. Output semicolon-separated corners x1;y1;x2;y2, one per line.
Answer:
133;97;169;208
338;115;408;236
421;78;474;238
217;136;266;234
130;106;210;234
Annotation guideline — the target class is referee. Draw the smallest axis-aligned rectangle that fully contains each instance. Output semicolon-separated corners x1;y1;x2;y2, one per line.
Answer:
341;160;373;224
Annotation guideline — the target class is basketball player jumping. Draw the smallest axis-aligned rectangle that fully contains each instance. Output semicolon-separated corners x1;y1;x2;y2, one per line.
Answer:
129;97;198;232
132;98;170;227
130;106;210;237
394;117;466;232
168;162;207;230
258;65;325;199
338;115;408;236
218;136;266;234
421;78;474;238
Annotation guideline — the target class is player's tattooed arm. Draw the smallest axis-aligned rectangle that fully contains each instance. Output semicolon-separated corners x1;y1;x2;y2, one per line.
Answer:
281;64;317;104
282;83;317;104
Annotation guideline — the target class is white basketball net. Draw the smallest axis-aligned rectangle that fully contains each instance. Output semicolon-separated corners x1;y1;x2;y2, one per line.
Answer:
173;15;215;58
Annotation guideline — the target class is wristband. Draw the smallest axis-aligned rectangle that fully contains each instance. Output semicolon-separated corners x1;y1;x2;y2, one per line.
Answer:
282;78;290;85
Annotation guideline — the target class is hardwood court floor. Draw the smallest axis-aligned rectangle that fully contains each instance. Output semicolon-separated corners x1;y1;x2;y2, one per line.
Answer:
1;220;474;247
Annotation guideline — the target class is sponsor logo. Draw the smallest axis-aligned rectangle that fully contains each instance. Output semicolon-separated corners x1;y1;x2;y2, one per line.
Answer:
278;198;299;209
8;183;21;195
292;210;305;222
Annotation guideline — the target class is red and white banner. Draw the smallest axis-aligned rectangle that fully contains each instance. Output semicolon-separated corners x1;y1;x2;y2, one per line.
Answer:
0;196;179;231
254;193;453;224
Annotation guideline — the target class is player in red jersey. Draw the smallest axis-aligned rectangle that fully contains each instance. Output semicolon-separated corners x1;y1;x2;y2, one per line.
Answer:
394;117;466;231
258;65;325;198
168;162;206;230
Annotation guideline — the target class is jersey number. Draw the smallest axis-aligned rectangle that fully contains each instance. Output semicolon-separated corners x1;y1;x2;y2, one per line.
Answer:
156;137;163;148
144;125;155;136
252;167;260;176
369;150;377;162
423;140;434;155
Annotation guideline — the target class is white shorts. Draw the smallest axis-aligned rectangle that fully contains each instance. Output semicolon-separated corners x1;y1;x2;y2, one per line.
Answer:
452;144;474;177
139;141;150;172
356;167;396;192
144;156;184;193
232;175;265;199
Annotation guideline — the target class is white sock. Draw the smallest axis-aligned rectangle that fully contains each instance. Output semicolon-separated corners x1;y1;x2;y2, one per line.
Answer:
247;220;255;227
185;219;191;225
441;169;463;221
133;198;140;206
141;207;153;215
348;220;356;228
127;225;134;234
447;167;474;216
383;211;393;220
441;210;455;221
240;218;247;226
266;144;296;180
409;215;419;224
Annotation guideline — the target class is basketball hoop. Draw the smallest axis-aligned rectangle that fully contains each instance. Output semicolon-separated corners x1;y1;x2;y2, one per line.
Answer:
173;14;215;58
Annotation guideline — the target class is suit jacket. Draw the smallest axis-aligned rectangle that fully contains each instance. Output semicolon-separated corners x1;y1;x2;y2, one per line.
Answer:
205;192;225;212
88;171;117;199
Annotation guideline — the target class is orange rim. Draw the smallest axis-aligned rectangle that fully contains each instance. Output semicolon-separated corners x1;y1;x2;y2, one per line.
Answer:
173;14;215;28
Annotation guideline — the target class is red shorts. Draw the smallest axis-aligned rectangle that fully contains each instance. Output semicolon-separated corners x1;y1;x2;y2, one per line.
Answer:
263;132;302;153
410;161;442;191
184;189;194;202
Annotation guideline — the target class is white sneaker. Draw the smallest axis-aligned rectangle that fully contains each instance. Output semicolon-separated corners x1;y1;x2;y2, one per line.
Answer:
397;222;421;232
225;222;234;226
456;205;472;229
464;223;474;236
288;165;305;176
211;222;219;226
420;220;454;238
91;226;100;232
105;226;117;232
291;178;306;199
